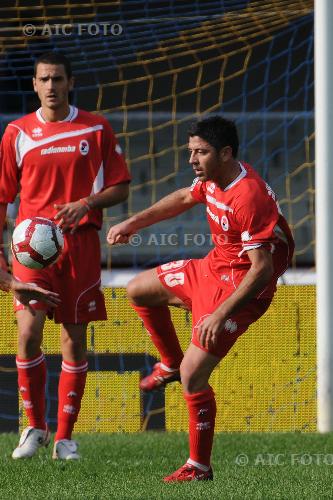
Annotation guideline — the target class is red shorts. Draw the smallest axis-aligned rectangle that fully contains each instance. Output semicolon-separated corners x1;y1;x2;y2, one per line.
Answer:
13;226;107;324
157;259;271;358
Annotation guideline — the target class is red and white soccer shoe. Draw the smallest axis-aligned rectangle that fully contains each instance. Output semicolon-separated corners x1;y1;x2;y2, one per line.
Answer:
139;362;180;392
163;463;213;482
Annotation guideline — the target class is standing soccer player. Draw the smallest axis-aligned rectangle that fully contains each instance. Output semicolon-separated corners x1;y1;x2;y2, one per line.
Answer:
107;116;294;481
0;52;130;459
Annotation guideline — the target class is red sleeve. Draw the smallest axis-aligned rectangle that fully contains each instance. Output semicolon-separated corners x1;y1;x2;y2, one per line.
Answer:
0;125;20;203
102;120;131;188
234;191;279;252
189;177;206;203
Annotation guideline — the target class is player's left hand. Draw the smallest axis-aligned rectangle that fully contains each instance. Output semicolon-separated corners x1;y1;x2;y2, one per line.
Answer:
54;201;89;234
197;312;226;350
11;281;61;315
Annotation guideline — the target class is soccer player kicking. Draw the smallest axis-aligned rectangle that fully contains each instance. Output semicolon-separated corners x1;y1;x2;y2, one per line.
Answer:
0;52;130;460
107;116;294;482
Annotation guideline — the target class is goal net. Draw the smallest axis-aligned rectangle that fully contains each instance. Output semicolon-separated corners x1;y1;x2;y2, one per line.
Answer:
0;0;315;433
1;0;314;267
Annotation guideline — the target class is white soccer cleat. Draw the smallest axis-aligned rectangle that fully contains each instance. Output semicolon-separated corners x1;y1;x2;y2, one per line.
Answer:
52;439;80;460
12;426;50;459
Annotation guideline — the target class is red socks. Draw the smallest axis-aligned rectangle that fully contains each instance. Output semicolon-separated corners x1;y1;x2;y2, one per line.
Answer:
16;355;87;439
16;352;47;430
131;304;183;368
184;387;217;467
55;360;88;441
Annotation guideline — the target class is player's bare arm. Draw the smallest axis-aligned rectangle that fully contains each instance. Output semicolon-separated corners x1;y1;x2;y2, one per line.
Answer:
11;280;61;313
107;187;198;245
54;182;129;233
0;203;8;271
198;247;274;350
0;270;61;314
0;270;21;293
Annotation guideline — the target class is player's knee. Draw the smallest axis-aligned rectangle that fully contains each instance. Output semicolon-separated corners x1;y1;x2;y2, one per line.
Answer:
126;276;145;304
180;365;208;394
18;329;42;356
62;345;86;362
61;329;86;360
127;271;170;307
127;275;158;306
62;335;85;350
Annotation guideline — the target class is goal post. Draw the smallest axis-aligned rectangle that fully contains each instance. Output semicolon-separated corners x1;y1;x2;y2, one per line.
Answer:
315;0;333;432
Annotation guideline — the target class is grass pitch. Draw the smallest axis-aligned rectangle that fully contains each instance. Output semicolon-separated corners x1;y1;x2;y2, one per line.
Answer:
0;432;332;499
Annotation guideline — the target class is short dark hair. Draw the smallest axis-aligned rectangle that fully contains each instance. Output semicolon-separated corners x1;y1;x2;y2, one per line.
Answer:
188;115;239;157
34;52;72;79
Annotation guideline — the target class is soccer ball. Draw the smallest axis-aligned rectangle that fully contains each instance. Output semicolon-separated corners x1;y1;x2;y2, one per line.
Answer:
11;217;64;269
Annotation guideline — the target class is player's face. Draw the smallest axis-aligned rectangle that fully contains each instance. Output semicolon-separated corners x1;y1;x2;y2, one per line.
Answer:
188;136;223;182
33;63;74;111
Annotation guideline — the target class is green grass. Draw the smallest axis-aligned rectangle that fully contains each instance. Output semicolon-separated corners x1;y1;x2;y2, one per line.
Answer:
0;432;332;499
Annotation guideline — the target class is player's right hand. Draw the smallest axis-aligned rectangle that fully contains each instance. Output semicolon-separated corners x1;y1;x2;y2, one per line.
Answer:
107;222;135;245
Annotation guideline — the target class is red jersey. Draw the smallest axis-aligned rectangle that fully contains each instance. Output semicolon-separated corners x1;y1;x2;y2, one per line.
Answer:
190;162;294;294
0;106;130;229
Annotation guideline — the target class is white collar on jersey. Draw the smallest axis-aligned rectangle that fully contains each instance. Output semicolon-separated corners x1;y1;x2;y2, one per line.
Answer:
36;105;78;124
223;161;247;191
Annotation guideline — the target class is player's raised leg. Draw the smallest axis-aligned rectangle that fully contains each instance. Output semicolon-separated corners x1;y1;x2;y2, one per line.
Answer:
12;309;50;459
127;268;185;391
164;343;220;482
53;323;88;460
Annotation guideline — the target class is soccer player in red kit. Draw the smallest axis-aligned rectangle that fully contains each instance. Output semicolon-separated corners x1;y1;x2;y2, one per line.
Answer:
0;52;130;459
107;116;294;481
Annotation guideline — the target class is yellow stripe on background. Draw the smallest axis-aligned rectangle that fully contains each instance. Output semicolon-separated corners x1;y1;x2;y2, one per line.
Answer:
0;286;314;432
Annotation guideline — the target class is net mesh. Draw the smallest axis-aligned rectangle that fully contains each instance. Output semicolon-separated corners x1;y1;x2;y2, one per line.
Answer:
0;0;314;266
0;0;315;433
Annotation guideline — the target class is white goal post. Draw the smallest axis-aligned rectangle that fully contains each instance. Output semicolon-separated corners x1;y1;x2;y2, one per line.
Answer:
315;0;333;432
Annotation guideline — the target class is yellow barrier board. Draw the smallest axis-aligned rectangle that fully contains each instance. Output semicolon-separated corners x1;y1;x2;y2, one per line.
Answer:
166;285;316;432
0;286;316;432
